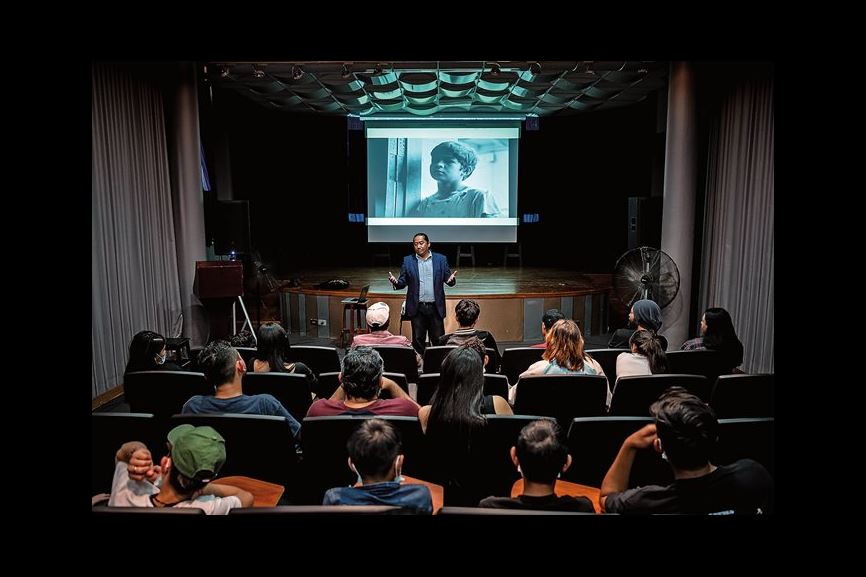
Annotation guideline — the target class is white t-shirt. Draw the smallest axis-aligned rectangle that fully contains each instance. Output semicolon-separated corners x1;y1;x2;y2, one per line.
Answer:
107;462;241;515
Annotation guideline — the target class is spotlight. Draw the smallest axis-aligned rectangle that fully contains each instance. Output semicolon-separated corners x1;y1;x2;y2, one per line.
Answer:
341;64;352;78
252;66;265;79
529;62;542;75
490;63;501;76
219;66;230;79
291;65;304;80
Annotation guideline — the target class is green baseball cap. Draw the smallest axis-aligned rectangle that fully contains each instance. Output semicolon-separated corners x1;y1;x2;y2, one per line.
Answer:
167;424;226;481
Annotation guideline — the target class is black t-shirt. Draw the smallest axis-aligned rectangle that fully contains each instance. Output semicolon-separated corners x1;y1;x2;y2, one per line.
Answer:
479;493;595;513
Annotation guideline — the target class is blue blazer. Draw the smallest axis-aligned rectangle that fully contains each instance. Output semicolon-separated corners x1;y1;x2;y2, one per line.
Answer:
393;252;455;319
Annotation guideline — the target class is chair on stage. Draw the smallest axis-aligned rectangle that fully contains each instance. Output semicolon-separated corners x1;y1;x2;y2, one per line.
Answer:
456;244;475;267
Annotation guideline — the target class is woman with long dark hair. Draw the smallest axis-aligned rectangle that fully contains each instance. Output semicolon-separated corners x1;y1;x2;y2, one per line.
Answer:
681;307;744;372
124;330;182;374
251;322;317;388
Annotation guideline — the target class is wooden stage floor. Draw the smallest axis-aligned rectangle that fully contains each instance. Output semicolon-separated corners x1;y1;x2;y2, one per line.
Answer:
280;267;612;343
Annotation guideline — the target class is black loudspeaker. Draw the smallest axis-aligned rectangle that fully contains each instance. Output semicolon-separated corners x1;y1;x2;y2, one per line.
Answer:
525;117;540;131
627;197;663;249
347;116;363;131
208;200;251;255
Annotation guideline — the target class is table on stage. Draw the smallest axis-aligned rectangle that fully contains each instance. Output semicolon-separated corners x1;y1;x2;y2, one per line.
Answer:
511;479;601;513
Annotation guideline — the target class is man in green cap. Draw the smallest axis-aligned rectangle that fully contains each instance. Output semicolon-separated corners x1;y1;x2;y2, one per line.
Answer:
108;424;253;514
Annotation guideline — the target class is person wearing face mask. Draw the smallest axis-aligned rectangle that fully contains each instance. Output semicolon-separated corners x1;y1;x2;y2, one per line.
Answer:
322;418;432;514
124;330;184;374
181;340;302;444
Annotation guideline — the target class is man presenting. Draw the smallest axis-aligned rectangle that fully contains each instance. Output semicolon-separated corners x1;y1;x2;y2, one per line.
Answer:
388;233;457;354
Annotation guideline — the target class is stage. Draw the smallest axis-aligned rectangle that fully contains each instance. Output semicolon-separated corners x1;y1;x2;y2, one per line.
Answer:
279;267;612;345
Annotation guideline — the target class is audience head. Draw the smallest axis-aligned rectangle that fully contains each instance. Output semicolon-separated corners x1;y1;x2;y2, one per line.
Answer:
629;330;668;374
165;424;227;493
541;309;566;334
514;419;571;485
430;346;486;426
229;330;255;348
650;387;718;472
701;307;744;368
346;418;403;483
198;340;243;388
256;322;290;371
341;346;384;400
543;319;586;370
365;302;391;331
454;299;481;328
631;299;663;332
458;336;488;367
125;330;167;373
430;141;478;180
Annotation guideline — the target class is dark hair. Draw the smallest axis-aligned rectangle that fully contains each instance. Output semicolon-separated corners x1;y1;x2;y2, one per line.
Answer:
702;307;744;369
516;420;568;484
458;336;486;363
256;322;291;373
341;347;384;400
629;330;668;374
197;340;239;388
455;299;481;327
125;330;167;374
412;232;429;243
347;418;401;480
650;386;718;471
428;347;487;439
230;330;255;348
430;141;478;179
541;309;566;330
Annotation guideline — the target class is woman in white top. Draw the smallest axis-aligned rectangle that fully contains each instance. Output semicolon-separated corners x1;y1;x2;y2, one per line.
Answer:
614;329;668;384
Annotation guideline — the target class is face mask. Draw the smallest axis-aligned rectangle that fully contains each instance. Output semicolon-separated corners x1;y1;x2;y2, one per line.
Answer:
155;352;167;365
351;464;362;487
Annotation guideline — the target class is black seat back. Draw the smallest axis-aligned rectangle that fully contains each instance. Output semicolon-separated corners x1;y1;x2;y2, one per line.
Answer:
123;371;210;418
288;346;341;375
91;412;159;494
609;374;710;416
585;348;628;384
370;345;419;383
711;374;774;418
500;347;545;386
242;372;312;423
422;346;456;375
513;374;609;431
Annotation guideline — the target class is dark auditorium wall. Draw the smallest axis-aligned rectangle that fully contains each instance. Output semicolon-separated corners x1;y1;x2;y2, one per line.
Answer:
207;86;661;276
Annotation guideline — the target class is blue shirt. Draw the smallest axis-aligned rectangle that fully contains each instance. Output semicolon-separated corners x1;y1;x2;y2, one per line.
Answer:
181;393;302;439
416;253;435;302
323;481;433;514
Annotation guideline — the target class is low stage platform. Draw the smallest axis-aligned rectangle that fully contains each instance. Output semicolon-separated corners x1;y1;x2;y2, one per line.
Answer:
280;267;612;346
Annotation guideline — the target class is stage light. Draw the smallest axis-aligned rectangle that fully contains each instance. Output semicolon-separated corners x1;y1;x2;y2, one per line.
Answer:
252;66;265;79
291;65;304;80
219;66;230;78
529;62;542;75
490;63;501;76
341;64;352;78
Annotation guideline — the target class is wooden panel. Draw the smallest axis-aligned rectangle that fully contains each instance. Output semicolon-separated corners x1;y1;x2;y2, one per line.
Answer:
466;299;524;342
572;296;587;333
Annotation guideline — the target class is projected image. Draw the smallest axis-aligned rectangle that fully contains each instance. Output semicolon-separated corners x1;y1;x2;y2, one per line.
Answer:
366;123;520;242
371;138;508;218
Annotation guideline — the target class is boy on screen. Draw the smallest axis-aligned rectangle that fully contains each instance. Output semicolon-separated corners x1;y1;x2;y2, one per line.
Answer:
411;141;501;218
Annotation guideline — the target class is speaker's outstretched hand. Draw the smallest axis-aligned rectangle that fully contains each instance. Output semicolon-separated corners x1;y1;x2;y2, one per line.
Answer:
388;271;397;285
447;270;458;284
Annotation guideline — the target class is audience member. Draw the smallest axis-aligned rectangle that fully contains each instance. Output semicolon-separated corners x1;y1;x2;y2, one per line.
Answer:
439;298;501;368
181;340;302;440
600;387;773;514
306;347;419;417
322;418;432;514
108;424;253;513
479;419;594;512
124;330;183;373
607;299;668;350
351;302;422;369
251;322;317;389
514;319;610;408
530;309;565;348
229;330;256;348
615;329;668;381
681;307;744;373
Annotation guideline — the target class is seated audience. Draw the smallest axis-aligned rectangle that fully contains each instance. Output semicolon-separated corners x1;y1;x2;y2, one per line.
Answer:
438;299;501;368
351;302;422;369
108;424;253;513
513;319;610;408
229;329;256;348
530;309;566;348
608;299;668;350
182;340;302;440
479;419;594;512
615;329;668;381
322;418;432;514
306;347;419;417
251;322;317;389
681;307;744;373
124;330;184;373
600;387;773;514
